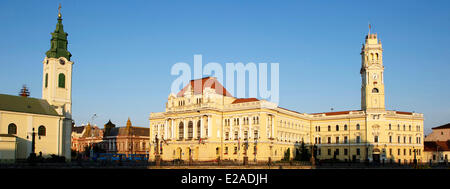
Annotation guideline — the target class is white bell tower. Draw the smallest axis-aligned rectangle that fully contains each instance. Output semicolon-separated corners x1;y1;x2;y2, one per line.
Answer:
42;5;73;118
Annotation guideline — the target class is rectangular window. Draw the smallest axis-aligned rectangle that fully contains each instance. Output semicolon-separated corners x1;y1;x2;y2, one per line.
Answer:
328;149;331;156
356;136;361;143
344;149;348;156
328;137;331;144
374;136;378;143
389;136;392;143
356;148;360;156
344;136;348;144
336;137;339;144
335;149;339;156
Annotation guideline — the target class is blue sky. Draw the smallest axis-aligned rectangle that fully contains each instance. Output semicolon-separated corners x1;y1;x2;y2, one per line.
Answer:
0;0;449;134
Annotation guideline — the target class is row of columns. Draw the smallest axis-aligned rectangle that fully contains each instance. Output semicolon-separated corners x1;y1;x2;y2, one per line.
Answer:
152;115;212;140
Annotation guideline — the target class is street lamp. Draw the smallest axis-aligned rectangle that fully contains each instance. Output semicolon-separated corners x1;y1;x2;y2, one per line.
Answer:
27;128;37;164
413;146;417;166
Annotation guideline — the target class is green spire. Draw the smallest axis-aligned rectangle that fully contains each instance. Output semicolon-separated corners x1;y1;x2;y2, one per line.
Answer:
45;5;71;60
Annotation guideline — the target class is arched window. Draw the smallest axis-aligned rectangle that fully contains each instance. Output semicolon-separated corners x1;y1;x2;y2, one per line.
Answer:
58;73;65;88
45;73;48;88
187;121;193;140
197;121;201;139
178;122;184;140
8;123;17;135
38;126;46;136
372;88;379;93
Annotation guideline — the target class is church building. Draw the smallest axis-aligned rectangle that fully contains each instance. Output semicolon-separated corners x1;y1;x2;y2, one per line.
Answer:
0;7;73;162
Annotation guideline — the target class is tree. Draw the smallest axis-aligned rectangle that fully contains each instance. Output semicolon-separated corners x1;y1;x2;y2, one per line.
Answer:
283;148;291;161
299;141;311;161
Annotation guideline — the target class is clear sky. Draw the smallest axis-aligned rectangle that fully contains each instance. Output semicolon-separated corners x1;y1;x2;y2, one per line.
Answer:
0;0;449;134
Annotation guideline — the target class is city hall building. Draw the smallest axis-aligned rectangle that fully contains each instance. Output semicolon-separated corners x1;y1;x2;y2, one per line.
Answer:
149;32;424;164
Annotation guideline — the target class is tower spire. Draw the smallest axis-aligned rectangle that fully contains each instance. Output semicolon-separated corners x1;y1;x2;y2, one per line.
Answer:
46;3;71;60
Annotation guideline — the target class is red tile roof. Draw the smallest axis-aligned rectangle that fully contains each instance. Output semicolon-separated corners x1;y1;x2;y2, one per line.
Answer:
232;98;259;104
424;141;450;151
395;111;413;115
177;77;233;97
432;123;450;130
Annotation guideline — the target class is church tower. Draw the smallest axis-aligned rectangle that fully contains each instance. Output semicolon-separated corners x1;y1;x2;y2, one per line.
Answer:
360;28;385;112
42;5;73;118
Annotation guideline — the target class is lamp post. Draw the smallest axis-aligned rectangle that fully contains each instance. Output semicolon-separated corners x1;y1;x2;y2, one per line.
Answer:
310;144;316;166
413;146;417;167
28;128;37;164
254;136;258;163
243;135;249;165
154;135;161;166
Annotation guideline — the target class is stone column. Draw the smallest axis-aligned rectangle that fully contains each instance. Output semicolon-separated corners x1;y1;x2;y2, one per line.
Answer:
184;119;187;139
165;120;168;139
194;119;198;139
208;116;211;138
271;115;275;138
249;117;252;139
239;117;242;139
230;118;233;139
157;124;160;139
171;119;175;139
200;117;203;138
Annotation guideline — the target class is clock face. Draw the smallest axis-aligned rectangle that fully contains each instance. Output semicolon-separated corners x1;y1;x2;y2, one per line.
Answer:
59;59;65;65
372;73;378;80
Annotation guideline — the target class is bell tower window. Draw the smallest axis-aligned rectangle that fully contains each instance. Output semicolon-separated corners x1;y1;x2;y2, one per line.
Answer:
372;88;379;93
45;73;48;88
58;73;65;88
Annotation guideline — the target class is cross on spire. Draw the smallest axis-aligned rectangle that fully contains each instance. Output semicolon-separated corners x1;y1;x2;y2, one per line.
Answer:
58;3;62;18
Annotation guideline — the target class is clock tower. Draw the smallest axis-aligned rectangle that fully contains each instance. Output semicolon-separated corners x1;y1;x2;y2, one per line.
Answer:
42;6;73;118
360;31;385;111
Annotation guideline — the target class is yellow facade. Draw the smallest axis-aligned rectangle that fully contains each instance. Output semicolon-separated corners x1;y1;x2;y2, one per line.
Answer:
149;32;424;163
0;110;71;160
